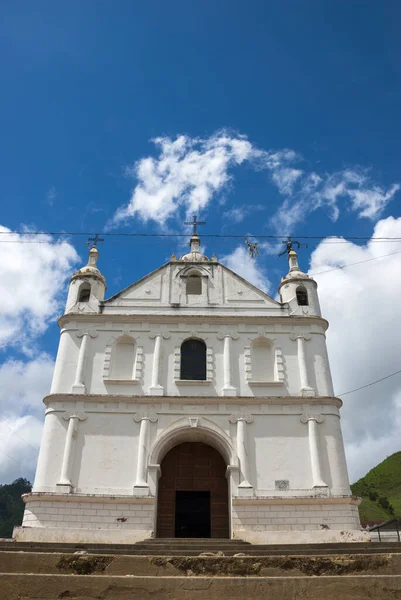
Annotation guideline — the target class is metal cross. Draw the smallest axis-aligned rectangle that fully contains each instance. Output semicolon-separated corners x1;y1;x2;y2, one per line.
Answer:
87;233;104;248
184;215;206;235
278;237;308;257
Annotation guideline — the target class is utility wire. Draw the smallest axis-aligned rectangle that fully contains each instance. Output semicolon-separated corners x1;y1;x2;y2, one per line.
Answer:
310;249;401;276
337;369;401;397
1;230;401;241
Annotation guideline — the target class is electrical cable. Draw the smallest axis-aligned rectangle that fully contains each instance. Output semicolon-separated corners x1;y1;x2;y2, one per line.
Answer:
1;230;401;241
337;369;401;397
310;249;401;276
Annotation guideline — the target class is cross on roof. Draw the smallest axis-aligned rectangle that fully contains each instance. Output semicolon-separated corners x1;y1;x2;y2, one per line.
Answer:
184;214;206;235
278;237;308;257
87;233;104;248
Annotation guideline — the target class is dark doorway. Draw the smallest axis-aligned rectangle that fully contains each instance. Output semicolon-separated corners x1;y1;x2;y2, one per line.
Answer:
175;491;211;538
157;442;229;538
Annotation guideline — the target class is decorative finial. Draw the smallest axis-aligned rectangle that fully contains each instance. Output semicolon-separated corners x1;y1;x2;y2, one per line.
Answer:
278;237;308;273
85;234;104;268
245;237;259;259
278;237;307;257
87;233;104;249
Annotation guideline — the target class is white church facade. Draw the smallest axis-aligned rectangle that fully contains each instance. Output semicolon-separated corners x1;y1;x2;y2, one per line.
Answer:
15;228;368;544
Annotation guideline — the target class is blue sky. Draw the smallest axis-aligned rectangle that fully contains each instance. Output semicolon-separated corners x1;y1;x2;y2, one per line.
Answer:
1;0;401;484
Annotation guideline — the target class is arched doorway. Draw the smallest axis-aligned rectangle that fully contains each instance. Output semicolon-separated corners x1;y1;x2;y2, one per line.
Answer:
156;442;229;538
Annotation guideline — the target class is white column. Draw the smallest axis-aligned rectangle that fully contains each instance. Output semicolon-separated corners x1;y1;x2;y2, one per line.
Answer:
320;337;335;396
33;409;60;491
149;333;169;395
218;332;238;396
229;413;253;490
290;332;315;396
329;415;351;495
300;412;328;490
50;329;70;393
57;411;87;490
133;412;158;492
72;329;97;393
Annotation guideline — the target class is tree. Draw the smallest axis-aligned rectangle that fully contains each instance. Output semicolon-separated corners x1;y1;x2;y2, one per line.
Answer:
0;478;32;538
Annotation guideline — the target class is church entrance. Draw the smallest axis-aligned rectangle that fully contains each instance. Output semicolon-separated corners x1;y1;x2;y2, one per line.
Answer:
156;442;229;538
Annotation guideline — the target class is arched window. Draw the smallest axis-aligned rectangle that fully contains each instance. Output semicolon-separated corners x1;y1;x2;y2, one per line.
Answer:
180;339;206;380
186;272;202;295
78;282;91;303
111;336;136;380
296;286;308;306
251;338;274;381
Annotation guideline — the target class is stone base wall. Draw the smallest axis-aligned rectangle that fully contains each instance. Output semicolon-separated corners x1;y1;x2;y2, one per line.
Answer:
19;495;155;542
232;500;361;534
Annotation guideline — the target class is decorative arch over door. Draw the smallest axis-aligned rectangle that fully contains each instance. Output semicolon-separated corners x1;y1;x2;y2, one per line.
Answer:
157;442;229;538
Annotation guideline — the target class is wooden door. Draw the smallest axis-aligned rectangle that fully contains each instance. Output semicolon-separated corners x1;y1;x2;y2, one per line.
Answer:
157;442;229;538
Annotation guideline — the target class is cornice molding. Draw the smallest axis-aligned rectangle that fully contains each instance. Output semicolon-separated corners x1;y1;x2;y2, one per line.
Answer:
43;392;343;409
58;313;330;331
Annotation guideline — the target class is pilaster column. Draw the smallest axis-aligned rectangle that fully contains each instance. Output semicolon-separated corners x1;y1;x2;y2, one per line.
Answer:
72;329;97;393
149;333;170;395
229;413;253;489
133;412;158;491
300;412;328;491
290;332;315;396
57;411;87;491
218;332;238;396
33;409;59;490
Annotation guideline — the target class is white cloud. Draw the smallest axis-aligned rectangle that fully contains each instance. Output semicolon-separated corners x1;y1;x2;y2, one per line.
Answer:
0;228;77;482
272;168;399;232
0;227;78;351
111;131;399;233
0;354;54;484
46;186;57;206
0;415;43;484
309;216;401;482
112;132;258;225
220;246;270;293
0;353;54;419
223;203;265;223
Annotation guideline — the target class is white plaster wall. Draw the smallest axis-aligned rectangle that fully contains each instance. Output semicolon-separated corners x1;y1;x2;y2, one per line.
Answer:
251;416;312;491
32;401;348;498
49;319;334;399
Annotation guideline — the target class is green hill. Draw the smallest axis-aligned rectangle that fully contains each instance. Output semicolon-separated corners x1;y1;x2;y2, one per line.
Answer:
351;451;401;522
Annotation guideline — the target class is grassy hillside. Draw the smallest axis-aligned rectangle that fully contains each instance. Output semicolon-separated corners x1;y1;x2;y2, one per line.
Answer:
351;451;401;522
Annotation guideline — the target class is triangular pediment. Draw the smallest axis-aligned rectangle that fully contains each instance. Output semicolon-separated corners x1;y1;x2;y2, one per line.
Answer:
103;261;280;313
218;264;280;308
105;264;169;305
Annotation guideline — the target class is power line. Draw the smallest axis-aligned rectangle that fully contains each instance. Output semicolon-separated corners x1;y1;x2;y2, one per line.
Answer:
337;369;401;397
310;249;401;276
1;230;401;241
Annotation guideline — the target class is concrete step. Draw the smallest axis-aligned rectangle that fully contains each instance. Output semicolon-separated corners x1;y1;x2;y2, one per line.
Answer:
1;573;401;600
1;550;401;577
1;540;401;556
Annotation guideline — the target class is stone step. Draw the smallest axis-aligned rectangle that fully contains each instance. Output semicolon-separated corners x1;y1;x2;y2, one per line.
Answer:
1;540;401;556
1;550;401;577
1;573;401;600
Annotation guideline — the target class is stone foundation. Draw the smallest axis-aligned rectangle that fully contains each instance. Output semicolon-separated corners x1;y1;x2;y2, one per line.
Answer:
231;497;369;543
16;493;154;544
17;492;369;545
